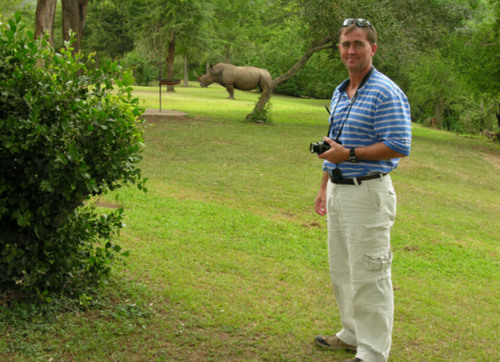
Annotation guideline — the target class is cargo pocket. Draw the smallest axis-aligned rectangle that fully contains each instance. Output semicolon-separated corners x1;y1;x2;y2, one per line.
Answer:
361;221;393;247
365;249;393;271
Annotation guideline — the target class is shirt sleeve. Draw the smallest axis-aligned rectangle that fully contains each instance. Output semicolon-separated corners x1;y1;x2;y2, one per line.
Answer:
374;91;412;156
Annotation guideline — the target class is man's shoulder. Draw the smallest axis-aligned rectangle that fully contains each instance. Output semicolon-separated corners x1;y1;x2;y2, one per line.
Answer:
368;70;407;99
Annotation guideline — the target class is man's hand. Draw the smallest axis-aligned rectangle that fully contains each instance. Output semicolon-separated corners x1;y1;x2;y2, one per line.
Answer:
315;191;327;216
315;172;330;216
318;137;349;164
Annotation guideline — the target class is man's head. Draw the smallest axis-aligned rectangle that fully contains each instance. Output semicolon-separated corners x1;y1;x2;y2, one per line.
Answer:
338;18;377;74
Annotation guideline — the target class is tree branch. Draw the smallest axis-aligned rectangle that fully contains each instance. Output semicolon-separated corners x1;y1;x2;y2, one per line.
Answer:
271;37;335;87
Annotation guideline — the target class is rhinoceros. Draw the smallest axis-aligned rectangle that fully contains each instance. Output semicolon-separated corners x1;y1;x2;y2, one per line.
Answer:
195;63;272;100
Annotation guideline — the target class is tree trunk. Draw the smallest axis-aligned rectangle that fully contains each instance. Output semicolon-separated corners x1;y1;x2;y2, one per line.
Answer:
183;55;189;87
34;0;57;45
61;0;88;52
434;97;445;129
496;102;500;128
247;37;335;119
166;31;176;92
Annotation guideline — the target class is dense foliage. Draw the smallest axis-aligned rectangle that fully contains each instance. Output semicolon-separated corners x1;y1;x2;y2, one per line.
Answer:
3;1;499;133
0;14;145;299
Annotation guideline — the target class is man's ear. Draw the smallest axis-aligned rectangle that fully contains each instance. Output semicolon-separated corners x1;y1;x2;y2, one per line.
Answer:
371;43;378;56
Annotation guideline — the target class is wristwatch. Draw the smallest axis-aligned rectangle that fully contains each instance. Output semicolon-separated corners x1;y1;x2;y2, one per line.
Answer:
349;148;359;163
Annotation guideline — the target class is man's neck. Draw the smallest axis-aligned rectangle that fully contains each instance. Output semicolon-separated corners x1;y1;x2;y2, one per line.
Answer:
349;66;372;90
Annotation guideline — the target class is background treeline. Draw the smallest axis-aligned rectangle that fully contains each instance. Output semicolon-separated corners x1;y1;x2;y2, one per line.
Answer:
2;0;499;134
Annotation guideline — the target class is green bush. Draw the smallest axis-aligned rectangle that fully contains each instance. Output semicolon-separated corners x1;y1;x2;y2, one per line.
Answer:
0;14;146;299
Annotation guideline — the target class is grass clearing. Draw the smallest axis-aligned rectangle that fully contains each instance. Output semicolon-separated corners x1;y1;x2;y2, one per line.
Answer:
1;83;499;360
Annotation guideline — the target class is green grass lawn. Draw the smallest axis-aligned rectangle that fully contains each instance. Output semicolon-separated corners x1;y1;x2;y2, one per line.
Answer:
1;83;499;361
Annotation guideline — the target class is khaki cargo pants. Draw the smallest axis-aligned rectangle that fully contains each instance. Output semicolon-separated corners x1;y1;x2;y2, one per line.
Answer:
327;174;396;362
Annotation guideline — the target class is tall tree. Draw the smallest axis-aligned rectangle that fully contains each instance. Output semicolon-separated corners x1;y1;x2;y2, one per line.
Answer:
34;0;57;45
209;0;266;64
34;0;89;52
61;0;89;52
248;0;340;119
81;0;136;60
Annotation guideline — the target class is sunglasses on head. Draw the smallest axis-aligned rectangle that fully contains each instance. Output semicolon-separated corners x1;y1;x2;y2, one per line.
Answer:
343;18;374;30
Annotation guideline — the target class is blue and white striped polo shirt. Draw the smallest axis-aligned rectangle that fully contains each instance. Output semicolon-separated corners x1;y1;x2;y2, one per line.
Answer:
323;68;412;178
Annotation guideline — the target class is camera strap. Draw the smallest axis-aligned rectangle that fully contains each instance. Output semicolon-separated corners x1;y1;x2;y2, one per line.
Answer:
326;66;374;142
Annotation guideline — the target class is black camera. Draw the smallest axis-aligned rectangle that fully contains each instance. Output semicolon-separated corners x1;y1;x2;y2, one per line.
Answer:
310;140;330;154
309;139;341;154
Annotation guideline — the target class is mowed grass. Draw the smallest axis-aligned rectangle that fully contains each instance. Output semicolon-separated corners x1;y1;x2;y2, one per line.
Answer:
1;83;499;361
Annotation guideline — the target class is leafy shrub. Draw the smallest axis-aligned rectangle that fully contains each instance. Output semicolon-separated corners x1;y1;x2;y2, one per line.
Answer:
0;14;146;299
451;95;499;134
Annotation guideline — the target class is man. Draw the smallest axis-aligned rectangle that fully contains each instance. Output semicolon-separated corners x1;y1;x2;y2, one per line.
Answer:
313;18;412;362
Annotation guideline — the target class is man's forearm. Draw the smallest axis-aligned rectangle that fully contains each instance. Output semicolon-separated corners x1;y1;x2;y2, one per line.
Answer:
319;140;407;164
353;142;407;161
319;171;329;190
315;171;330;216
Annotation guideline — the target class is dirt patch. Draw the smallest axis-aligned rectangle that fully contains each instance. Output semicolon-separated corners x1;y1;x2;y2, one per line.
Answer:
139;108;189;124
302;221;323;229
143;109;186;117
482;151;500;172
94;200;122;209
141;115;189;123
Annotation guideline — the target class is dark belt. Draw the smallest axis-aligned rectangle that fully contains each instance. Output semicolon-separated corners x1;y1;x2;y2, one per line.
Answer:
330;173;388;185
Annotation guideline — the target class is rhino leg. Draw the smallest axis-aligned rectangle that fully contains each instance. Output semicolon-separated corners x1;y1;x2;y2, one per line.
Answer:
226;84;235;100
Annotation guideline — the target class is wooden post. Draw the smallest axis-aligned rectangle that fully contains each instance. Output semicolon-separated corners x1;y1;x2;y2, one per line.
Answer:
159;67;162;112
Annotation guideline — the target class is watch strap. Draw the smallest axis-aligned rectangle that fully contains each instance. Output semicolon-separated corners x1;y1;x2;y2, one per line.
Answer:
349;148;358;163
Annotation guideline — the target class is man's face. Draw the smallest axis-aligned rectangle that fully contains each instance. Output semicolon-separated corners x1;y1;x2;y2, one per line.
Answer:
338;27;377;74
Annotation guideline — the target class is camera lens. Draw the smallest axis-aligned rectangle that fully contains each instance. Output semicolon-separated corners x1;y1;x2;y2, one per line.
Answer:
309;141;330;154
